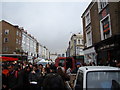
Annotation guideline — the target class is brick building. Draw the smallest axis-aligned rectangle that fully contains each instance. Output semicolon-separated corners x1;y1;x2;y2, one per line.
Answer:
66;33;84;63
82;0;120;65
0;20;22;54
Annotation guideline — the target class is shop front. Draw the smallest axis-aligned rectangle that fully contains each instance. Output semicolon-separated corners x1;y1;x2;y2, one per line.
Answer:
83;46;97;65
95;34;120;66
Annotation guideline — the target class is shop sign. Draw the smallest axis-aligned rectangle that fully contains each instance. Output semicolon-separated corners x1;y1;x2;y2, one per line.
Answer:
98;44;115;51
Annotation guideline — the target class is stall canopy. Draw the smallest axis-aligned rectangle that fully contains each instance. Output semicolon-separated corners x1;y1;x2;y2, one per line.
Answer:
0;56;18;61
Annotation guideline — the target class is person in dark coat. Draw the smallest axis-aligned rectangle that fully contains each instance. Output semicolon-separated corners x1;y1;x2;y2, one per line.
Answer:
7;64;23;90
23;66;31;90
43;65;68;90
71;62;81;74
29;65;42;90
57;67;70;81
2;65;9;90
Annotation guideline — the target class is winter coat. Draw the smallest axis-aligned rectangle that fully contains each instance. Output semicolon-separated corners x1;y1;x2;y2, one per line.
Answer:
43;73;66;90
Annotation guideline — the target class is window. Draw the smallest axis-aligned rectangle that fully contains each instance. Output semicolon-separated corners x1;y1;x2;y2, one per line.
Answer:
85;12;91;26
16;31;19;36
19;40;21;45
100;15;112;40
78;40;80;44
98;0;108;12
86;27;92;47
3;47;8;52
4;38;8;43
19;32;21;37
75;71;83;90
16;39;18;44
4;29;9;35
80;39;84;45
82;40;84;45
87;71;120;89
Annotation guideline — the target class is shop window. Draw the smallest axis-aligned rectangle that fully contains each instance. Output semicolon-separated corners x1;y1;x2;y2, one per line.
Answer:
4;29;9;35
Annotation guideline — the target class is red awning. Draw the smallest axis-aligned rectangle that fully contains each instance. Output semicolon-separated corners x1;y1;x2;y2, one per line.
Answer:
0;56;18;61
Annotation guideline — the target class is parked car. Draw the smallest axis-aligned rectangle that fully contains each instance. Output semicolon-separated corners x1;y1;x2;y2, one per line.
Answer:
73;66;120;90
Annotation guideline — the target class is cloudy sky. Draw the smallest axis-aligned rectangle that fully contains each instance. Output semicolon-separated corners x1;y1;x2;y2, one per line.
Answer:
1;0;91;54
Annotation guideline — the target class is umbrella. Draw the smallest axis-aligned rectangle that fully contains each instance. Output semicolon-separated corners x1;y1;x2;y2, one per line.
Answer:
0;56;18;61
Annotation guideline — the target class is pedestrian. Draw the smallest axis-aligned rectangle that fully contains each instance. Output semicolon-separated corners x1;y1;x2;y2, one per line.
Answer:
57;67;70;90
29;64;42;90
7;64;20;90
66;67;72;75
38;64;43;73
23;66;31;90
71;62;81;73
2;65;9;90
43;66;66;90
45;64;50;74
57;67;70;81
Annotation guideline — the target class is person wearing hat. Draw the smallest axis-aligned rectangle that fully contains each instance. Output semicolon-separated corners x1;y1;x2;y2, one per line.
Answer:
71;62;81;74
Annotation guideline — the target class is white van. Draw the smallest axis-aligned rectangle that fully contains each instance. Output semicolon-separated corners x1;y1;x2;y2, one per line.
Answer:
73;66;120;90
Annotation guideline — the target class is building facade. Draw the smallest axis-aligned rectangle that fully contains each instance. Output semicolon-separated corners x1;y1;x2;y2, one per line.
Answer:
0;20;50;61
37;43;50;60
1;20;22;55
66;33;84;63
82;0;120;65
81;1;98;64
50;53;58;61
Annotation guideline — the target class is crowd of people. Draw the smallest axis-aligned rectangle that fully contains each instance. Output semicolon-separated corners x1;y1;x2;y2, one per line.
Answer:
2;59;120;90
2;61;70;90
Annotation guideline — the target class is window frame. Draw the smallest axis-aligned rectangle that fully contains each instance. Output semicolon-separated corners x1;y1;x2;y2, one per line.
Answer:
3;47;8;52
16;38;18;44
100;14;112;40
16;30;19;36
86;26;92;47
86;70;120;89
4;37;9;43
4;29;9;35
98;0;108;12
85;11;91;27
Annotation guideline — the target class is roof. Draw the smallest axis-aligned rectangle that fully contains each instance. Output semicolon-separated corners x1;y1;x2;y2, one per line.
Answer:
81;2;93;18
78;66;120;72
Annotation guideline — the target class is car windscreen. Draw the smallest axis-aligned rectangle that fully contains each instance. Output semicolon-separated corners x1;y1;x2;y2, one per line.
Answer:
87;71;120;89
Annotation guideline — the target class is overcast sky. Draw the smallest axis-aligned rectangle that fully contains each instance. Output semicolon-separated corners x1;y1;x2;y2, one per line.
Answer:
1;0;91;54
